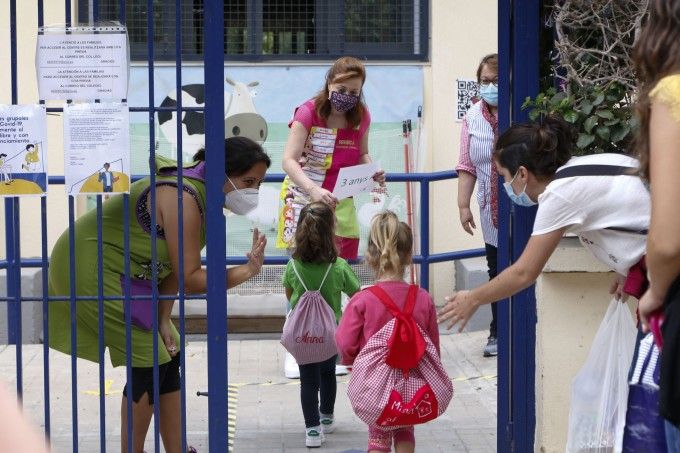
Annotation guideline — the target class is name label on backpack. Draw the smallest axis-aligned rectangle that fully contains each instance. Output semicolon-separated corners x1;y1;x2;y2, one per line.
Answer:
377;385;438;426
295;331;325;344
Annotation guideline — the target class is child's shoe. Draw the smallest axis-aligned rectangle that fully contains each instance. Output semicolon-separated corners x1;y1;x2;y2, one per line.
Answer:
320;414;335;434
305;426;325;448
334;364;349;376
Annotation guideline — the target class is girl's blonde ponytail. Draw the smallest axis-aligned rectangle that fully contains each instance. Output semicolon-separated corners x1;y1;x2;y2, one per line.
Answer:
366;211;413;279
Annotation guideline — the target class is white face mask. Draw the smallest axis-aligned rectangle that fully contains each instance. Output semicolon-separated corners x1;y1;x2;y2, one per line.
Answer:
224;177;259;215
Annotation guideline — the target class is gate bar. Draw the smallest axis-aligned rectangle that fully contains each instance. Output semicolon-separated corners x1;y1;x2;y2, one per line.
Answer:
173;0;189;450
144;0;162;450
204;0;229;449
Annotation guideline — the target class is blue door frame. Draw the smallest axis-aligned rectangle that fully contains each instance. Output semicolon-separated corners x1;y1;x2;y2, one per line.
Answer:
497;0;542;451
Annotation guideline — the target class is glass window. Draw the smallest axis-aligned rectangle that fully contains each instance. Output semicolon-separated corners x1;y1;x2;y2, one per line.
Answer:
81;0;428;61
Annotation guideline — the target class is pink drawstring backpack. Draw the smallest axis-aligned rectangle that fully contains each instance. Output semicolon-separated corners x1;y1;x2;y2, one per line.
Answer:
347;285;453;427
280;262;338;365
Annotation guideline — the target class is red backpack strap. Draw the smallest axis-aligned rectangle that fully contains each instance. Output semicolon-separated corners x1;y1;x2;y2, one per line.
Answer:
368;284;419;317
403;285;419;316
366;284;426;373
367;285;403;318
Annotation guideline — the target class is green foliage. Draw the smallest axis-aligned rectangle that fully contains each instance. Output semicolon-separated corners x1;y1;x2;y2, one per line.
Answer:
521;82;635;155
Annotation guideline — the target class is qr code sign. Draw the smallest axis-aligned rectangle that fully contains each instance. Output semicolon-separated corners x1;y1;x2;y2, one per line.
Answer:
456;79;479;120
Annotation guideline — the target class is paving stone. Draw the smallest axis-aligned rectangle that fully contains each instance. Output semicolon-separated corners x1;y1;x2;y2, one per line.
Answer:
1;330;496;452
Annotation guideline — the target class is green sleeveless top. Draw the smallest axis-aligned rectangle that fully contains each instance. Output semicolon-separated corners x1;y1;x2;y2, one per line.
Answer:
48;156;208;367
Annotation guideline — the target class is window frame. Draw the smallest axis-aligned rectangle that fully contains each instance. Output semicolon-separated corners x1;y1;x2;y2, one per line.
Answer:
78;0;430;62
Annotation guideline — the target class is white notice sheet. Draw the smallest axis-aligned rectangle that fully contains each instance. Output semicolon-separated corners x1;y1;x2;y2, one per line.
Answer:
63;102;130;195
37;29;129;100
332;162;380;200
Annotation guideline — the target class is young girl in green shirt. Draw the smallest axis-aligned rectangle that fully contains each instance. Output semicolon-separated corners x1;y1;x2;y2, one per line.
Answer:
282;201;360;447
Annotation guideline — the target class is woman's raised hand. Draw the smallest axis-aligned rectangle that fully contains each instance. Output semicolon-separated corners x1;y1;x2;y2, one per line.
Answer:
437;290;480;332
246;228;267;276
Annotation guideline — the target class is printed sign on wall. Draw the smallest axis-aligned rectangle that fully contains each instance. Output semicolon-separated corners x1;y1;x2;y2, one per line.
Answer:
63;102;130;195
0;104;48;196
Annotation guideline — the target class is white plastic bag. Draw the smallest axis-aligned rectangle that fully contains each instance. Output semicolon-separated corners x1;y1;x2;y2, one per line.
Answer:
566;298;636;453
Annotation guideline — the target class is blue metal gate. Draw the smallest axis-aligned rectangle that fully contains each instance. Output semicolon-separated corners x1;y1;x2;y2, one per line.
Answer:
1;1;543;452
1;1;232;451
497;0;542;451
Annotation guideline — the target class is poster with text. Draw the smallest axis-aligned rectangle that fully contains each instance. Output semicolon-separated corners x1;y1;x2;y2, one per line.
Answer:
37;27;129;100
0;104;48;196
64;102;130;195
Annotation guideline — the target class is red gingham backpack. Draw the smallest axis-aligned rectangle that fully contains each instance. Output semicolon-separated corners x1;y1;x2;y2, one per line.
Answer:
347;285;453;427
280;262;339;365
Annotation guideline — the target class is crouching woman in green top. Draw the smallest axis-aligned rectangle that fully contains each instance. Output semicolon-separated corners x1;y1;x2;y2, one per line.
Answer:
48;136;271;453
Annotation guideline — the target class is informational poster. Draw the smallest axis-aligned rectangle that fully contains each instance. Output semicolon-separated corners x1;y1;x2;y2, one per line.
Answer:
36;27;129;100
333;162;380;200
63;102;130;195
0;104;48;196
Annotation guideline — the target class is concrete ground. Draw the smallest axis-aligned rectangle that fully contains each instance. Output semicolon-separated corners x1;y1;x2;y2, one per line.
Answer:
0;330;497;452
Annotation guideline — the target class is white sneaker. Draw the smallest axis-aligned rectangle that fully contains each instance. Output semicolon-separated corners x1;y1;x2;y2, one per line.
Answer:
320;416;335;434
284;352;300;379
334;364;349;376
305;427;325;447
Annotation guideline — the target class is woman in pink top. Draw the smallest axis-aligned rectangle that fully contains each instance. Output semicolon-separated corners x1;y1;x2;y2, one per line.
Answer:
336;211;440;453
277;56;385;260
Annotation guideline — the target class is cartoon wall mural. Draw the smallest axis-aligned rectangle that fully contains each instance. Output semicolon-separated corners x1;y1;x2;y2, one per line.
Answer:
224;77;268;144
127;65;423;256
157;77;268;160
157;83;206;158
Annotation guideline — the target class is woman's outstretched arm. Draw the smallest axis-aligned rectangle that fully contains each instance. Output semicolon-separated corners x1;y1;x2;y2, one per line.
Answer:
439;227;565;331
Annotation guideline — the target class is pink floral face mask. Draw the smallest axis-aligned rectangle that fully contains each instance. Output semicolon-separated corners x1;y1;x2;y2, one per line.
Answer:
329;91;360;113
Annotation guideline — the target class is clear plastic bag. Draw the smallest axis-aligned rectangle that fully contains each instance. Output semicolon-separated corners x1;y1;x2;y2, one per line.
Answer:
566;298;637;453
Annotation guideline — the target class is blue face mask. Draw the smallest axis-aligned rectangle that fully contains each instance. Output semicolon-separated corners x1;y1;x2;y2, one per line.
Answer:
503;171;537;207
480;83;498;106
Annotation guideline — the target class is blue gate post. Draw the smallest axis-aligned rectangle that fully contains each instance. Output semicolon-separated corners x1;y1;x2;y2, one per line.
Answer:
496;0;512;448
204;1;229;451
6;0;24;403
172;0;189;451
497;0;542;451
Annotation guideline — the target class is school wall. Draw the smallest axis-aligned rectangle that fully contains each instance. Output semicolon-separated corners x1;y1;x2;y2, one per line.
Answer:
534;238;637;452
1;0;495;305
2;2;624;451
426;0;498;304
0;1;79;260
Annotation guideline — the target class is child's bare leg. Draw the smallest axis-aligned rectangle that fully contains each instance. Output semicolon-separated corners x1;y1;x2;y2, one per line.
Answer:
367;425;392;453
394;427;415;453
394;441;415;453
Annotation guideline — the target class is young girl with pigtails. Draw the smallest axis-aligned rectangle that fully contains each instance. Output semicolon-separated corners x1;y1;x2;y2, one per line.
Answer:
336;211;440;453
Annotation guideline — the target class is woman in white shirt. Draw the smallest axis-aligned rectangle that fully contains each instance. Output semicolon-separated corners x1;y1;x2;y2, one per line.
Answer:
439;116;650;330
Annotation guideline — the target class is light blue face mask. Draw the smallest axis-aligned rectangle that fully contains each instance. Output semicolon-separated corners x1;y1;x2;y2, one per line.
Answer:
479;83;498;106
503;171;537;207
